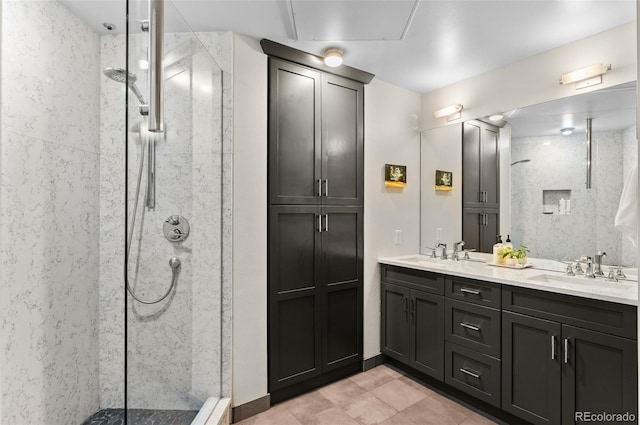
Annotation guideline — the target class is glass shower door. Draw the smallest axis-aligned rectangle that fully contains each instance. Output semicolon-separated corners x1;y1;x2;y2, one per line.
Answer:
121;0;229;422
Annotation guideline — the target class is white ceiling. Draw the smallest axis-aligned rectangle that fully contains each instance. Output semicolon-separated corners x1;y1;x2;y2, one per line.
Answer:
60;0;636;94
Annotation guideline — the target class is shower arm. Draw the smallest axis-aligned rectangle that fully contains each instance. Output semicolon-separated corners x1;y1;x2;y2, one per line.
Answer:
148;0;164;133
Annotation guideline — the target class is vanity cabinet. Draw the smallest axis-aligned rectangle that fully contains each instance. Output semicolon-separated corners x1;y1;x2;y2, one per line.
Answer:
502;286;637;425
380;266;445;380
462;120;500;253
443;277;502;408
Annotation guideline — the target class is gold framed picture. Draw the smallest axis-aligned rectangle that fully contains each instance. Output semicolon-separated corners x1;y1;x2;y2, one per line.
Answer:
435;169;453;191
385;164;406;188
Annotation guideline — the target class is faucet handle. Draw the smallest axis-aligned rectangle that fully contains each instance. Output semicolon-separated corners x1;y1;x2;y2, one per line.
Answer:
606;267;618;282
425;246;438;258
573;261;584;274
565;264;575;276
579;256;593;265
616;266;627;279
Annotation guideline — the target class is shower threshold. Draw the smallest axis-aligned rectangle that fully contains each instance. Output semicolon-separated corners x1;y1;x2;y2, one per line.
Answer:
82;408;198;425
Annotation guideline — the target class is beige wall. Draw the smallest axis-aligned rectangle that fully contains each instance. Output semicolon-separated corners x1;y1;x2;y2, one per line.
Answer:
232;33;268;407
421;22;636;131
363;79;422;358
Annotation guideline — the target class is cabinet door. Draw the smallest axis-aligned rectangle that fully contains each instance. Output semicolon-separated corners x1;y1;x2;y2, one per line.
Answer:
481;125;499;207
561;325;638;425
381;282;410;364
269;59;322;205
268;206;322;391
502;311;561;425
463;122;482;207
410;290;445;380
321;75;364;206
462;208;483;252
480;209;499;253
322;207;363;371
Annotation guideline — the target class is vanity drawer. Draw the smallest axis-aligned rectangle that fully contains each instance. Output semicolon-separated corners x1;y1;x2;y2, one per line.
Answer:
381;265;444;295
445;341;501;408
445;299;501;358
446;276;500;308
503;285;637;339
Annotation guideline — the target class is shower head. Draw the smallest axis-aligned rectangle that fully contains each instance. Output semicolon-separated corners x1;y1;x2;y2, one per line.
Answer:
103;67;148;105
510;159;531;166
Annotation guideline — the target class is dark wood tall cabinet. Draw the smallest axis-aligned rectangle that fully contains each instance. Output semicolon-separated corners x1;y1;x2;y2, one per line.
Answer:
462;120;500;253
267;56;365;402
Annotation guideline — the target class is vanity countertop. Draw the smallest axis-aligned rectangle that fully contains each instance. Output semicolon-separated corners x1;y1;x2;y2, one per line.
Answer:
378;254;638;306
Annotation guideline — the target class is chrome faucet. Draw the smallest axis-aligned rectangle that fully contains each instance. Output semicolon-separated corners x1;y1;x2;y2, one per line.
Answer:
436;242;448;260
580;256;596;279
593;251;607;276
452;241;465;261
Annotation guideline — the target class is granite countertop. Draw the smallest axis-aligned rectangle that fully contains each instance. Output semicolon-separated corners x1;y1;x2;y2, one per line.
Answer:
378;253;638;306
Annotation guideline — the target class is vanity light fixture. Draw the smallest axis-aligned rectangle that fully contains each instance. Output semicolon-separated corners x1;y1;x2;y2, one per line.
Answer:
561;127;575;136
489;114;504;122
323;48;343;67
433;104;464;121
559;64;611;89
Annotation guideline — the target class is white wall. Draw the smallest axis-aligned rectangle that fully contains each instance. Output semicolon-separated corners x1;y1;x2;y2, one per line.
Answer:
419;123;463;253
363;78;421;358
421;23;636;131
232;34;268;407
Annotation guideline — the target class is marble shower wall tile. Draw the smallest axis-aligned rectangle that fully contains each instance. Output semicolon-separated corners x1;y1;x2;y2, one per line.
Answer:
511;130;625;265
1;1;102;423
0;132;100;425
99;30;233;410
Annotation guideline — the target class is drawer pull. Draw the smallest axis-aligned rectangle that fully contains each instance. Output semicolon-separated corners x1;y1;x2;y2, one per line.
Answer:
460;322;481;332
551;335;556;360
459;367;481;379
460;287;481;296
564;338;570;364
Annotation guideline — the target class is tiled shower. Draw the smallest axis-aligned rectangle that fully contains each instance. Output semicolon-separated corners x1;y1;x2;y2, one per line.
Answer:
0;1;232;424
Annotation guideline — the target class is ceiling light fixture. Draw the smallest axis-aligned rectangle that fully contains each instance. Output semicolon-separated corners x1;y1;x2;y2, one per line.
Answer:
433;104;463;121
323;48;343;67
559;64;611;89
489;114;504;122
561;127;575;136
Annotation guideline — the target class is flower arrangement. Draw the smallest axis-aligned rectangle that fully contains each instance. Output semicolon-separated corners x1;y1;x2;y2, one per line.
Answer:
499;245;530;266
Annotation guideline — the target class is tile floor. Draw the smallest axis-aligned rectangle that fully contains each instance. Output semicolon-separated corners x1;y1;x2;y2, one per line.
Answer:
236;365;505;425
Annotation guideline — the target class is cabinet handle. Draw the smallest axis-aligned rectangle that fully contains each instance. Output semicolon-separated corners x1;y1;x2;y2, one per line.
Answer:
551;335;556;360
564;338;570;364
460;287;481;295
460;322;481;332
317;215;322;233
483;214;488;226
324;214;329;232
484;191;488;203
459;367;481;379
478;213;483;225
317;179;322;197
324;179;329;197
410;298;415;319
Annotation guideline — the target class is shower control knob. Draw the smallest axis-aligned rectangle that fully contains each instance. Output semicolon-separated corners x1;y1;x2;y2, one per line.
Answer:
169;257;181;269
163;215;190;243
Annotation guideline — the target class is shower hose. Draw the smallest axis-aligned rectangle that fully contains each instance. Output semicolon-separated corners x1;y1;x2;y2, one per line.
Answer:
125;134;179;304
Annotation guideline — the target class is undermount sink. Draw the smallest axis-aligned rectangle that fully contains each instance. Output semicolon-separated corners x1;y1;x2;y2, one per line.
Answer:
527;273;601;285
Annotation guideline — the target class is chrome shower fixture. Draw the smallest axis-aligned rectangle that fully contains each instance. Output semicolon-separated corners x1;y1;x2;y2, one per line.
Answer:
103;67;149;115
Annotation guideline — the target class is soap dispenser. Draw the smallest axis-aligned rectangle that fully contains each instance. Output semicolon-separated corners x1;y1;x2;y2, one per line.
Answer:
505;235;513;248
492;235;504;264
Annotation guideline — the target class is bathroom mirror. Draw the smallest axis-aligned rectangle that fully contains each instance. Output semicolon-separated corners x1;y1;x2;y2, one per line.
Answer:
420;81;638;267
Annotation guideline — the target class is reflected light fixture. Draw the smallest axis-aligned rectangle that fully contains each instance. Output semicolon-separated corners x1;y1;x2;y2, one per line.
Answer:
489;113;504;122
323;48;343;67
561;127;575;136
433;104;463;121
560;64;611;89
